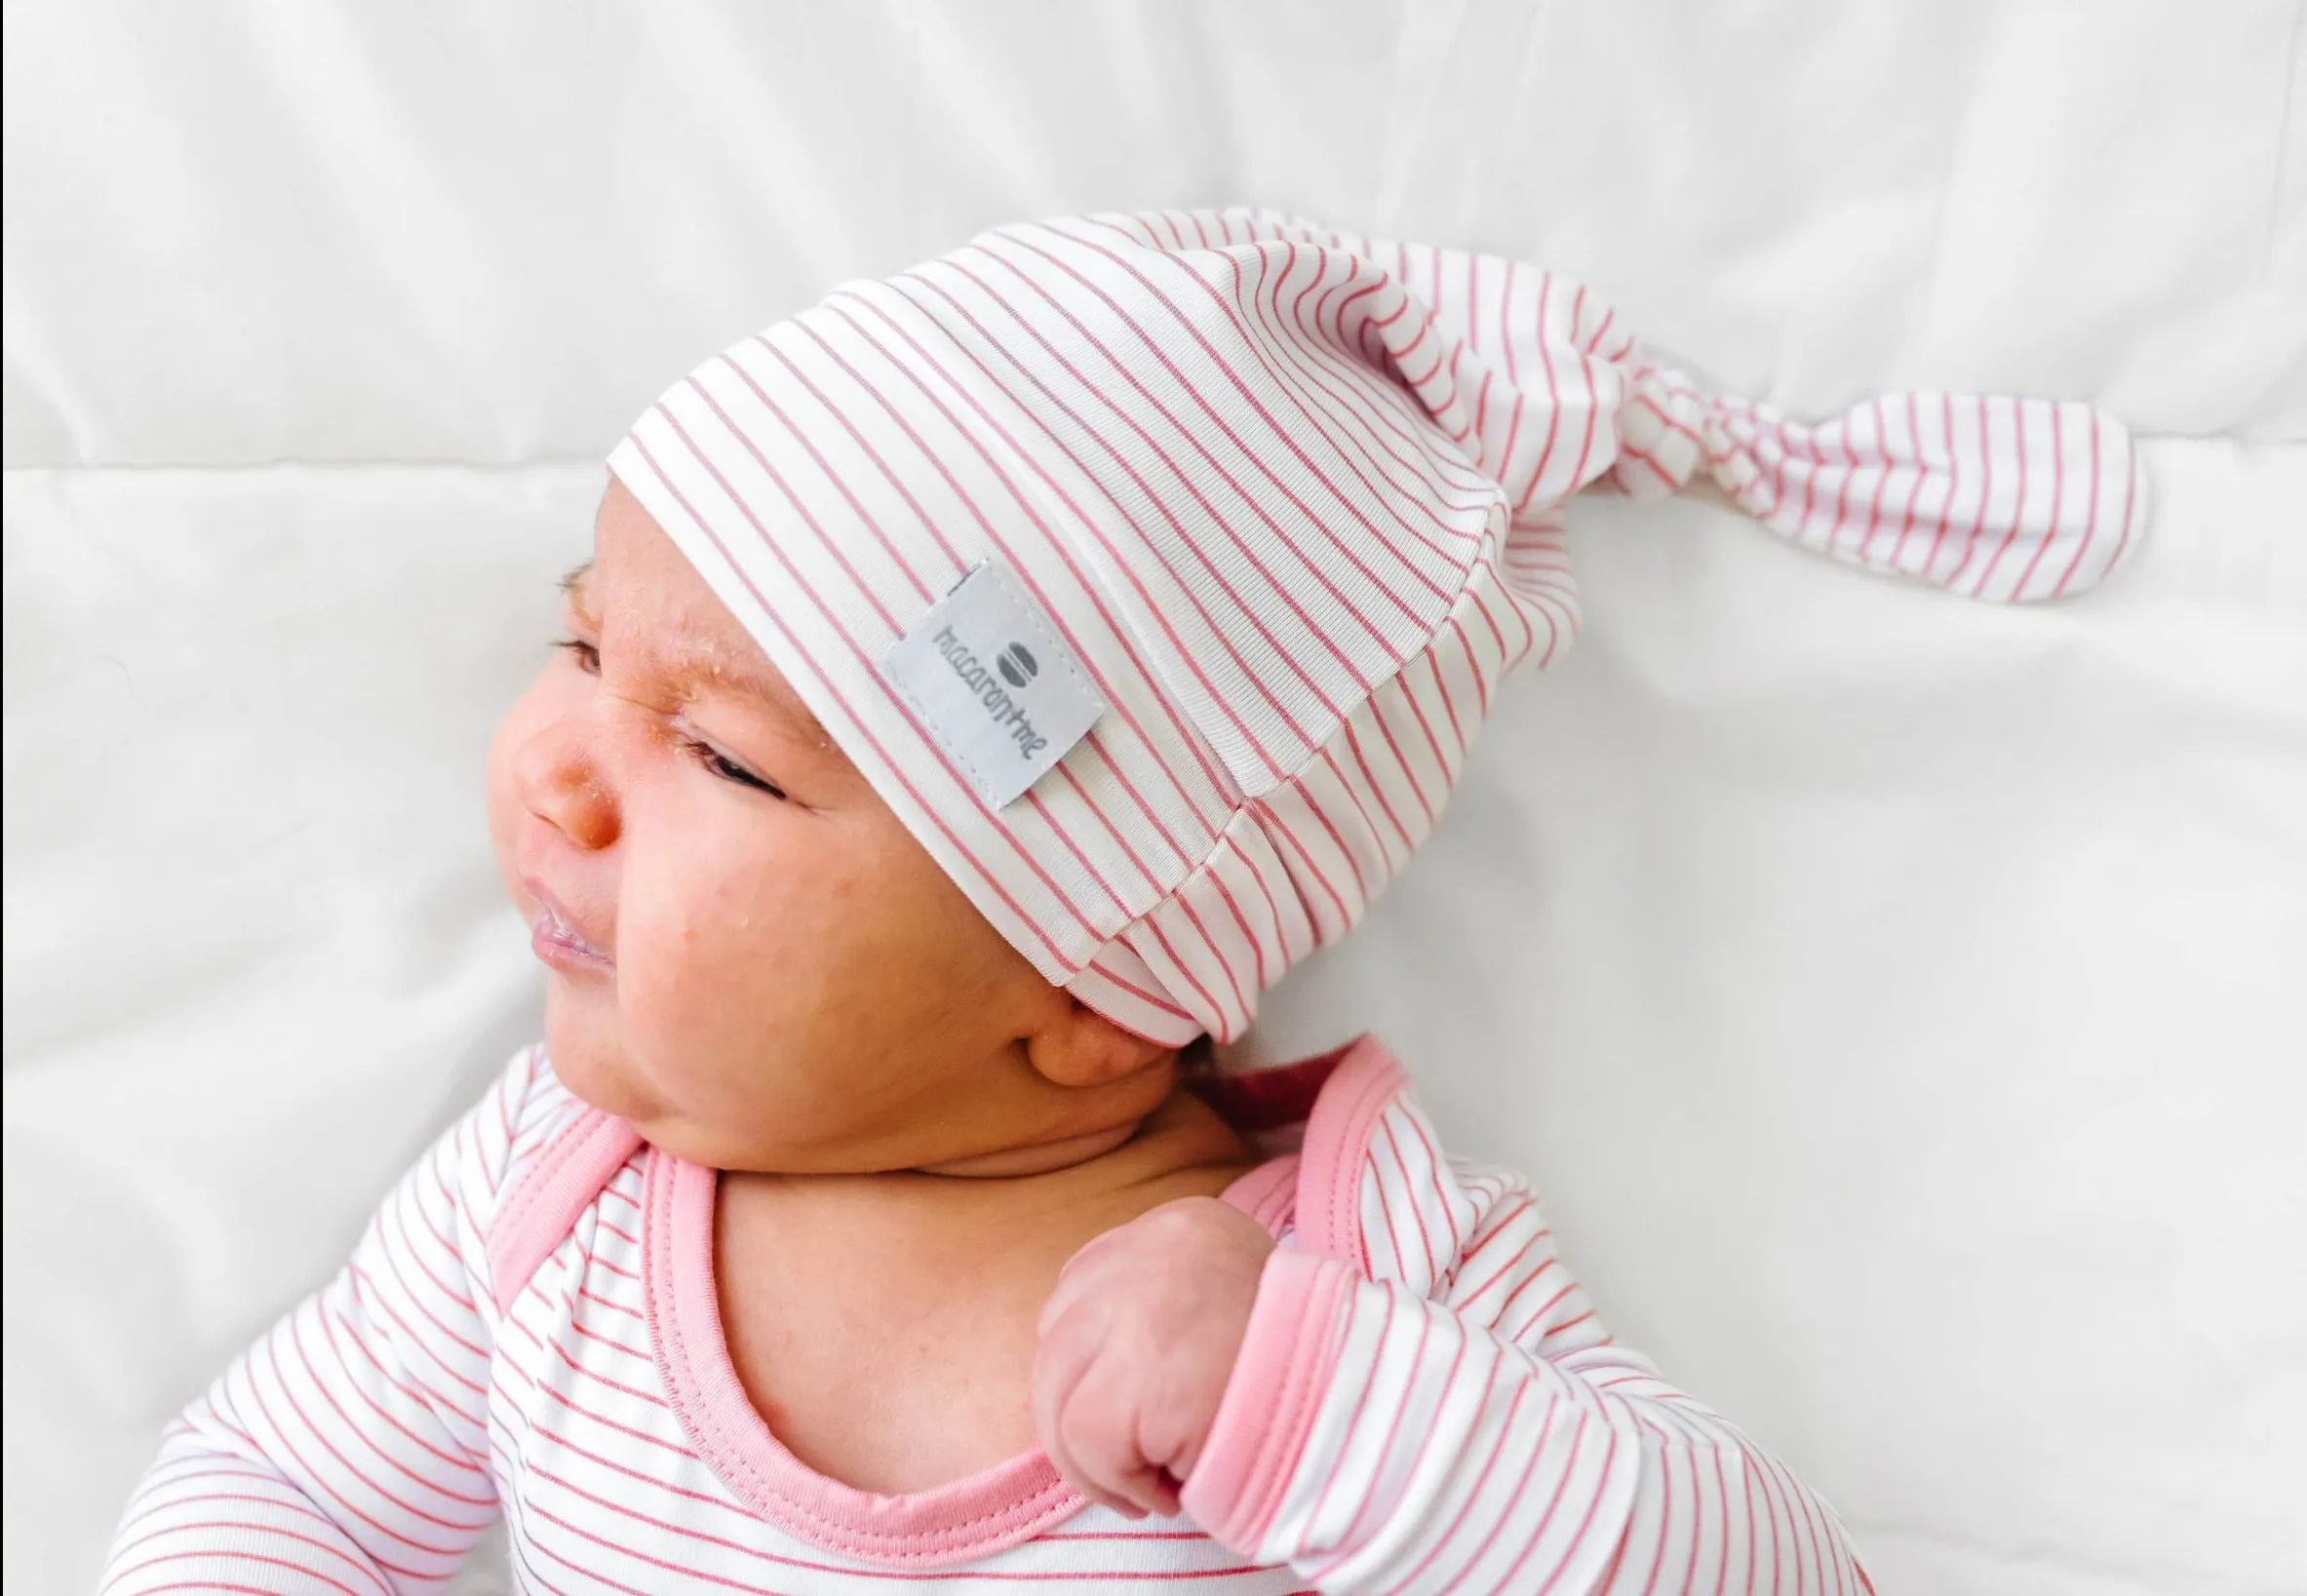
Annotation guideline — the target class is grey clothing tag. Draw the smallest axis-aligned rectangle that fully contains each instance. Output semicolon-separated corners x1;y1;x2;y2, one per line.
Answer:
880;561;1106;808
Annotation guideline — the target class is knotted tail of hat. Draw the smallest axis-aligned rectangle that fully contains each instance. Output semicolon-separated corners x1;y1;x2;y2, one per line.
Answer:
1105;209;2142;607
611;208;2144;1045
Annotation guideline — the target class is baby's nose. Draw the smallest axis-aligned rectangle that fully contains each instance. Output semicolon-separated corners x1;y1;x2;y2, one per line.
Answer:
518;727;621;852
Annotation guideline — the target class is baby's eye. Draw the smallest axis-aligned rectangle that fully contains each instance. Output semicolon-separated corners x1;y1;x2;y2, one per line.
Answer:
684;738;788;800
556;639;602;676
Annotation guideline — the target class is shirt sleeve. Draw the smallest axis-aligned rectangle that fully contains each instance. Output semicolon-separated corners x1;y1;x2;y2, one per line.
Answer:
98;1047;565;1596
1181;1097;1873;1595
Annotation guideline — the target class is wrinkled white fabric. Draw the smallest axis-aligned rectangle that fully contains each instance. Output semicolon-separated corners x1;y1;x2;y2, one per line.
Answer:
6;5;2302;1595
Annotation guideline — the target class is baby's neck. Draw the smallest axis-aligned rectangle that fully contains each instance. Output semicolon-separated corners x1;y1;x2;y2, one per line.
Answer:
733;1083;1257;1219
712;1084;1263;1493
719;1084;1263;1297
915;1119;1149;1178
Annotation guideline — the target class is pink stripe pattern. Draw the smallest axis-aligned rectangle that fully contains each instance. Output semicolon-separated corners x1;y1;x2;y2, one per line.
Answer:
608;208;2144;1045
101;1040;1873;1593
1184;1050;1873;1593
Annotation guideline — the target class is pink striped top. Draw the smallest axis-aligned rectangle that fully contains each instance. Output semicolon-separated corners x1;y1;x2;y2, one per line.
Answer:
102;1039;1871;1593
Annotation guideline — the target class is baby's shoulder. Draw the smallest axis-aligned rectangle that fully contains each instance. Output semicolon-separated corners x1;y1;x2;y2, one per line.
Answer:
448;1043;596;1193
469;1046;644;1311
1247;1034;1533;1298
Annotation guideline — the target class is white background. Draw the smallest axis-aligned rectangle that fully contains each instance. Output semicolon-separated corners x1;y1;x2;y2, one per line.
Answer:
5;3;2304;1592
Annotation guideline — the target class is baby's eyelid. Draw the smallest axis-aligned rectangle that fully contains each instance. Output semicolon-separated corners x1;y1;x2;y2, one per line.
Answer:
676;720;790;799
692;738;786;798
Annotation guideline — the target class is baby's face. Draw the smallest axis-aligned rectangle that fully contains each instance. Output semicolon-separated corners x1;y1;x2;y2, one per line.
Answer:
486;481;1152;1172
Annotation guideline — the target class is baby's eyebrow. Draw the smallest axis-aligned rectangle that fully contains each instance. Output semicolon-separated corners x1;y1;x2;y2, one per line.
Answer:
557;558;835;753
703;653;833;750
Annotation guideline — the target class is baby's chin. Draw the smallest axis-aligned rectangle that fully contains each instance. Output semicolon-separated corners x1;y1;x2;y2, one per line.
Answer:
538;1003;824;1170
539;998;659;1125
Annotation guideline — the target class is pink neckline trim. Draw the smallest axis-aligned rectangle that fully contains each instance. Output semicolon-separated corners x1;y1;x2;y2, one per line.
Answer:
641;1137;1305;1567
487;1102;643;1314
1293;1035;1407;1268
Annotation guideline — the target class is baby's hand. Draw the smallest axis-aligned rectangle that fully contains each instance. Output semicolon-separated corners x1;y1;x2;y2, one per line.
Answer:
1032;1196;1275;1518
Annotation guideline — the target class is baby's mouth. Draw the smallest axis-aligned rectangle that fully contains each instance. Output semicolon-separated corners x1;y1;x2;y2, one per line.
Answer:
526;882;613;973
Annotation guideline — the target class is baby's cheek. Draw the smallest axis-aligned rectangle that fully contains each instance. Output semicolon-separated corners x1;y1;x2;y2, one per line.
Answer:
481;733;523;892
614;875;789;1086
482;666;560;896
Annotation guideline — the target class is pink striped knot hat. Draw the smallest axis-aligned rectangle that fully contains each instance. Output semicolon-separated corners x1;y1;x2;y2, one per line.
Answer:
608;207;2144;1045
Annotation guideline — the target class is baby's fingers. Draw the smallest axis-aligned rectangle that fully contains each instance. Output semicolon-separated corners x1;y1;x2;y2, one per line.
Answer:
1033;1304;1144;1516
1038;1344;1172;1517
1123;1460;1183;1520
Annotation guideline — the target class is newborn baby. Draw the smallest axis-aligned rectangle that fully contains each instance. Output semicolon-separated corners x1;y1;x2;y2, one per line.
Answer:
100;209;2139;1593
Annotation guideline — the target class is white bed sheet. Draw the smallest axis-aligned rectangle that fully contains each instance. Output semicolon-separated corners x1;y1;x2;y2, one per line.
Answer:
5;4;2303;1593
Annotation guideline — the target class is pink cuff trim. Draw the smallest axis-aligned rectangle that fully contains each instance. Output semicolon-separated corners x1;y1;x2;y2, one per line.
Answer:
1181;1249;1356;1550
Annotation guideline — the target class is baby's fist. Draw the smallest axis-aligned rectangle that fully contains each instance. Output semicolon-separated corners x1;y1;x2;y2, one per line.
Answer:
1033;1196;1275;1518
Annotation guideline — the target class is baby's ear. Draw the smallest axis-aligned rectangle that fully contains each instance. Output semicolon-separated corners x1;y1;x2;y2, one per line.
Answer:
1023;998;1178;1090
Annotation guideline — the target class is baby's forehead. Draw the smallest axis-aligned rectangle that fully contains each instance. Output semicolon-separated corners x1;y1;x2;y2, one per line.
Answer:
565;557;832;748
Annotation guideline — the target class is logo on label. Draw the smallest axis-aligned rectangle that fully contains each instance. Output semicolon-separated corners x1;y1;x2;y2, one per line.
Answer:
997;643;1037;688
932;626;1050;760
880;560;1105;808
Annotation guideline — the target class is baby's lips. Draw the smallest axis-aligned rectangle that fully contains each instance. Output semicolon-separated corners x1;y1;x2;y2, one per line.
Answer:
523;876;614;968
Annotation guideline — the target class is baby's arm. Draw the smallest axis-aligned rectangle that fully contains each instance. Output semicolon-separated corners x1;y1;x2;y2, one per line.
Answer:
98;1049;553;1596
1179;1104;1871;1593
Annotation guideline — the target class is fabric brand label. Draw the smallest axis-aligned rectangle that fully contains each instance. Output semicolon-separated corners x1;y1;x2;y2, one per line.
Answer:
880;561;1106;808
